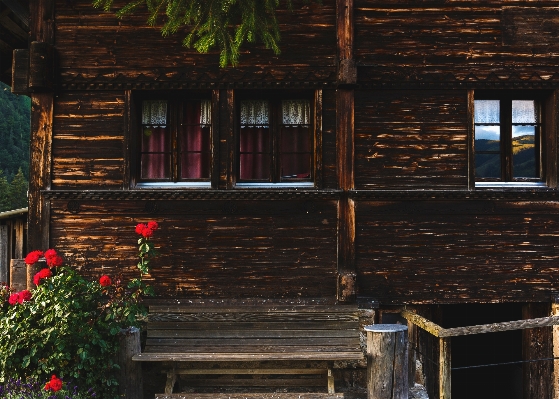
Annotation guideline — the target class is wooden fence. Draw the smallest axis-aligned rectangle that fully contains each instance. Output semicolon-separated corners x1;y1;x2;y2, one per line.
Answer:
401;308;559;399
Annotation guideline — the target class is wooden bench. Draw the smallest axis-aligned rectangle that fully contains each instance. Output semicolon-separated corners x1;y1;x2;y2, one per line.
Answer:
132;303;364;396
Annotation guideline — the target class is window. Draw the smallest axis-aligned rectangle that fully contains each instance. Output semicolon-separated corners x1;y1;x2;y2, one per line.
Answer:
136;94;212;185
237;94;314;185
474;92;545;185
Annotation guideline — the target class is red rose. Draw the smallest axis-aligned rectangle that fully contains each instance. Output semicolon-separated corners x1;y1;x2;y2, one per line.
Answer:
135;223;146;235
44;249;57;260
45;375;63;392
147;221;159;230
8;293;18;305
24;250;44;265
99;275;112;287
141;227;153;238
47;255;63;267
18;290;32;303
34;268;53;285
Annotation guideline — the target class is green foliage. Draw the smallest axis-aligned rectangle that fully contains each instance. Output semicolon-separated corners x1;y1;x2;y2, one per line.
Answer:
0;167;29;212
92;0;312;67
0;376;97;398
0;267;121;398
0;82;30;182
0;222;160;398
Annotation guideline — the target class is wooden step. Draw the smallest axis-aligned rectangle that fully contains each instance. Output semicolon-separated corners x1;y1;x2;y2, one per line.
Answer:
155;394;345;399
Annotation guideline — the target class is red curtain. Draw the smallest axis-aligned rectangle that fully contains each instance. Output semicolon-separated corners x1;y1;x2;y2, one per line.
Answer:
181;102;210;179
141;127;170;179
240;127;270;180
280;126;310;178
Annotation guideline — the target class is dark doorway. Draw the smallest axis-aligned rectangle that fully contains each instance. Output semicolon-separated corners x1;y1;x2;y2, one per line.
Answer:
441;303;523;399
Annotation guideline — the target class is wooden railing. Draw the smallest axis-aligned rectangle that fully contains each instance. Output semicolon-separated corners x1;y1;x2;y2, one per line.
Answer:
401;309;559;399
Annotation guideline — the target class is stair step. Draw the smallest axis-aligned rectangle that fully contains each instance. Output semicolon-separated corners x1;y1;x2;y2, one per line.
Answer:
155;393;345;399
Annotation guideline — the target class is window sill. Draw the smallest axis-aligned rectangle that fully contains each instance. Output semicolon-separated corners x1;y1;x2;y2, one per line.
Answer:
475;182;548;189
135;182;212;189
235;182;316;189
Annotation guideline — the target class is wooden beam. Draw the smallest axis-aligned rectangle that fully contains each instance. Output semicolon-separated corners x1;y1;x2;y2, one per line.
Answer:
553;297;559;399
1;0;29;29
402;309;559;338
27;0;53;251
438;338;451;399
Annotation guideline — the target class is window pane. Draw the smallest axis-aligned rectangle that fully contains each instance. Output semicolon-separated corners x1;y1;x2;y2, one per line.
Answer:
474;100;500;124
280;126;311;178
512;100;537;124
241;100;269;127
512;125;537;178
141;126;171;179
475;153;501;178
142;100;167;126
239;127;270;180
282;100;310;125
474;125;500;179
180;101;211;179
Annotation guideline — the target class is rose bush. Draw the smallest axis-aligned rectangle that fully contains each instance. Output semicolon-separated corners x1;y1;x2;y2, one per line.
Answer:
0;221;159;399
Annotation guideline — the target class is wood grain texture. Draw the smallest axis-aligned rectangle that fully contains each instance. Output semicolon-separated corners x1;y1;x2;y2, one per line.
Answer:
50;199;338;298
357;200;559;304
354;89;468;189
54;0;336;85
52;91;125;188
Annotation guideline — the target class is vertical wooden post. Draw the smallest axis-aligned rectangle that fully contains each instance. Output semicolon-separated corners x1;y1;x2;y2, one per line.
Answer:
27;0;54;252
407;320;417;389
10;259;27;291
439;337;451;399
0;225;8;283
336;0;356;303
365;324;408;399
523;303;553;399
552;297;559;399
14;219;24;259
118;327;143;399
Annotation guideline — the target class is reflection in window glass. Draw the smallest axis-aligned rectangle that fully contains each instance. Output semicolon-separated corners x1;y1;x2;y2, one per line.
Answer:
512;100;537;178
474;100;501;179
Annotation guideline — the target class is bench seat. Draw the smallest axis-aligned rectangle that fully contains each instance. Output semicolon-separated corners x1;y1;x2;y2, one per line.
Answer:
133;304;364;394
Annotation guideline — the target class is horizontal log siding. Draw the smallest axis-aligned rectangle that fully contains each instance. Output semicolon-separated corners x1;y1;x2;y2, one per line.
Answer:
52;91;125;188
354;90;468;189
354;2;559;79
54;0;336;83
356;200;559;304
50;200;338;298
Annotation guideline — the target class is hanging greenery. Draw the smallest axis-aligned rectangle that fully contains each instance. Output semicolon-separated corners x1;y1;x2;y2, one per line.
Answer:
92;0;314;67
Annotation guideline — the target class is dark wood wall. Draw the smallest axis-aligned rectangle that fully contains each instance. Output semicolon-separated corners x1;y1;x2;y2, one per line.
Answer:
31;0;559;303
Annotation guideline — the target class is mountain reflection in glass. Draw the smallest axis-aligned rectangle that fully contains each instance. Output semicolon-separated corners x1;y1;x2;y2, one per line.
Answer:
474;100;501;178
474;99;538;180
511;100;537;178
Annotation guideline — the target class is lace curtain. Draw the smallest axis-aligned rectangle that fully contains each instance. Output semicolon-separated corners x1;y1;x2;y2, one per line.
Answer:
200;100;211;127
241;101;269;127
282;100;310;125
142;100;167;127
512;100;537;124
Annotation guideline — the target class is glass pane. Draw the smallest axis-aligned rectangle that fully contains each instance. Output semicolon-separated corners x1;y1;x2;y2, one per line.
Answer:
142;100;167;126
240;100;269;127
141;154;171;179
239;127;270;180
280;126;311;178
474;100;500;124
180;102;211;179
141;126;171;179
282;100;310;125
512;100;537;124
475;153;501;178
474;125;500;143
181;126;211;179
512;125;537;178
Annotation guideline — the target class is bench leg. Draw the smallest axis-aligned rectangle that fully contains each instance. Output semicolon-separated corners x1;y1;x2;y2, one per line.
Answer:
327;368;335;394
165;371;177;394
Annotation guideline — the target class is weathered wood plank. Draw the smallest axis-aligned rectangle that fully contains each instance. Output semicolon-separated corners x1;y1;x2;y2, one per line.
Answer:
147;329;359;339
133;351;364;362
155;394;344;399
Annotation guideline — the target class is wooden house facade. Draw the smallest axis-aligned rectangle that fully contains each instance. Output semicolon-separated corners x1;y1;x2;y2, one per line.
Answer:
8;0;559;397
